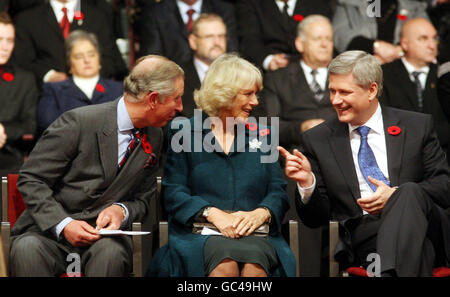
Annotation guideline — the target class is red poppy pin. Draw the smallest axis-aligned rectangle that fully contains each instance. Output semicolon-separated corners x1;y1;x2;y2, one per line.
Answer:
141;134;157;168
293;14;304;22
397;9;408;21
245;122;258;131
74;11;84;25
95;83;105;93
2;72;14;82
259;128;270;137
387;126;401;135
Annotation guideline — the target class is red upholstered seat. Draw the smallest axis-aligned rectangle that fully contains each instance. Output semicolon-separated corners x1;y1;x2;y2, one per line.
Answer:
7;174;26;228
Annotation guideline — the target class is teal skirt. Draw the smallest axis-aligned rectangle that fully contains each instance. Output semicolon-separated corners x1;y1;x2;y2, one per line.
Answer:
203;235;279;276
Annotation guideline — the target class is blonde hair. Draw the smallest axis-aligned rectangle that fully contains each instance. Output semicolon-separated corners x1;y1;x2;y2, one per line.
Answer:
194;53;262;117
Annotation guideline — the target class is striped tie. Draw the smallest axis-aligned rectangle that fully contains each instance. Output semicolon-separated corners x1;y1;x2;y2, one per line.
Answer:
412;71;424;111
118;128;142;170
310;69;324;101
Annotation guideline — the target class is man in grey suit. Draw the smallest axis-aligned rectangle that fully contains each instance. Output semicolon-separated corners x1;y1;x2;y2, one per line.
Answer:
9;55;184;276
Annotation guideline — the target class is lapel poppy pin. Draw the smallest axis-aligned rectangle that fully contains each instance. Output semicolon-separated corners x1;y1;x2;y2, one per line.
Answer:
387;126;401;135
259;128;270;137
2;72;14;82
95;83;105;93
141;134;157;168
397;9;408;21
245;122;258;131
293;14;304;22
74;11;84;26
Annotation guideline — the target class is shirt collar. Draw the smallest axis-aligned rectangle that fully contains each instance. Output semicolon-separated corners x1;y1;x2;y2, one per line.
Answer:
401;57;430;76
300;60;328;76
117;97;135;133
177;0;203;15
50;0;77;20
193;56;210;82
348;103;384;135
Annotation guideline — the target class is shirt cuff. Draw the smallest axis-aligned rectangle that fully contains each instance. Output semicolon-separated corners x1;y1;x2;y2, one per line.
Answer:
54;217;73;240
43;69;56;82
262;55;273;71
114;203;129;228
297;172;316;204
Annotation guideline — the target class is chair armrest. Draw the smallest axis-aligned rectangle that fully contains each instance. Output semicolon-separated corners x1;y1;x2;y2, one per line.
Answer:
288;220;300;277
329;220;340;277
1;221;10;276
131;222;142;277
159;221;168;248
2;176;7;222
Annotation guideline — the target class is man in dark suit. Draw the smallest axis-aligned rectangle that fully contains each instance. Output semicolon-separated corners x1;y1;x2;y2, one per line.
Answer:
180;13;227;118
280;51;450;276
381;18;450;163
137;0;238;67
9;55;184;276
12;0;126;83
0;12;38;176
236;0;335;71
262;15;336;149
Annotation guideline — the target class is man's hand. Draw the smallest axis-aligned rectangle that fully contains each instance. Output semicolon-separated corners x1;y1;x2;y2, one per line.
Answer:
47;71;68;82
278;146;314;188
0;123;6;149
231;208;269;237
63;220;100;247
373;40;402;64
95;204;125;230
357;176;397;214
300;118;325;132
268;53;289;71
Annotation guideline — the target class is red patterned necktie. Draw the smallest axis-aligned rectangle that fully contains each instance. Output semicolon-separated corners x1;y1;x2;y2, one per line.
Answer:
60;7;70;39
118;129;143;170
186;9;195;33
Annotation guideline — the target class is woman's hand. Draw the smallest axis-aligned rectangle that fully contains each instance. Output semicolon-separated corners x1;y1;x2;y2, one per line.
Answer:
231;208;270;237
207;208;239;238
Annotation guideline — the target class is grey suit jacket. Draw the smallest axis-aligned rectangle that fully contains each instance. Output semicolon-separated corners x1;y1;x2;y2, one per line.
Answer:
12;99;163;237
332;0;429;53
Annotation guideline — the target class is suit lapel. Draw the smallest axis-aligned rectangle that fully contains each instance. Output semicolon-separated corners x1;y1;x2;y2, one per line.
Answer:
328;122;361;200
44;3;65;41
170;0;189;40
382;107;404;186
263;0;290;33
396;60;421;110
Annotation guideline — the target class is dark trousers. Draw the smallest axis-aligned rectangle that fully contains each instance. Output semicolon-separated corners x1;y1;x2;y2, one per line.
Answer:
10;232;132;277
335;182;450;276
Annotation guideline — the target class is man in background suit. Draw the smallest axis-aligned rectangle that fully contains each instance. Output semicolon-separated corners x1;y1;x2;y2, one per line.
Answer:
12;0;126;83
236;0;335;71
262;15;336;149
180;13;227;118
137;0;237;67
0;12;38;176
280;51;450;276
10;55;184;276
381;18;450;163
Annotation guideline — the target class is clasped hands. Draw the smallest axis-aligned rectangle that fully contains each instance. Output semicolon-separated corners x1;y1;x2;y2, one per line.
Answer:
277;146;396;215
207;207;270;239
62;204;124;247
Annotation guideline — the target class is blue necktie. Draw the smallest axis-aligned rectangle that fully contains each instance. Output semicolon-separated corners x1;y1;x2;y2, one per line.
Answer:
356;126;390;192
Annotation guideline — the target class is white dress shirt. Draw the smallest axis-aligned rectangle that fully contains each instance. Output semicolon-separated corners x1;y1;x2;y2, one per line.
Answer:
300;60;328;91
193;56;210;83
177;0;203;24
73;75;100;100
298;104;389;215
401;57;430;90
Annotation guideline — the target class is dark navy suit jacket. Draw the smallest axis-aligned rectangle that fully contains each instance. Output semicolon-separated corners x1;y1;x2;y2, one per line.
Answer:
37;77;123;132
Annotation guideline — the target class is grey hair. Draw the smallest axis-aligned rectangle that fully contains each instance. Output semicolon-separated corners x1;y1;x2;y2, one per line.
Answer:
328;50;383;97
65;30;101;67
123;55;184;103
297;14;331;39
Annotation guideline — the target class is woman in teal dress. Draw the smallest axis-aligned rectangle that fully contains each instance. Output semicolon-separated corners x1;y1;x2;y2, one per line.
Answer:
147;54;296;277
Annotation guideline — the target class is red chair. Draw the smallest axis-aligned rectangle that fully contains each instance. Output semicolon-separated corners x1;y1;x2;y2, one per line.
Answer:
1;174;144;277
329;221;450;277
